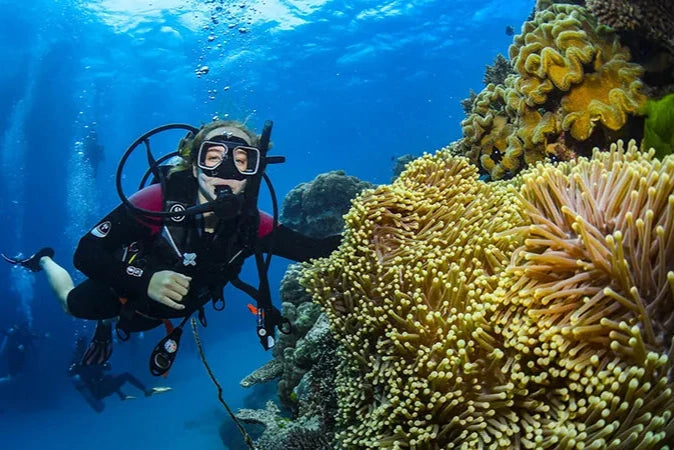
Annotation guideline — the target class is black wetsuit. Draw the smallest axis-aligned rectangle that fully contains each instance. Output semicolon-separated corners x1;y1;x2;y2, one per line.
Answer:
70;363;149;413
66;177;340;331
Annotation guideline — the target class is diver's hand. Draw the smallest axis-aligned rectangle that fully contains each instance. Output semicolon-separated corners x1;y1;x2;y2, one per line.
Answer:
147;270;191;310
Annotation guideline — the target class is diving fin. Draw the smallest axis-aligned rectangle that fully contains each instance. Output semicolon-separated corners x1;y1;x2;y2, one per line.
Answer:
1;247;54;272
81;320;113;365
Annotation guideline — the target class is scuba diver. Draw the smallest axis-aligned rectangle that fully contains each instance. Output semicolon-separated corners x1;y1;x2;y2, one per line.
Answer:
69;336;171;413
0;321;49;383
3;119;341;376
82;125;104;177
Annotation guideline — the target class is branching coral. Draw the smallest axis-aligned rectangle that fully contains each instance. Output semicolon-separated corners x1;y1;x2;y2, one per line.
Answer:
586;0;674;54
459;4;647;180
483;54;515;87
302;142;674;448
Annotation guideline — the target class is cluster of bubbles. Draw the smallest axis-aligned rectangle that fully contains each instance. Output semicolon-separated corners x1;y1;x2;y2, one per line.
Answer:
195;1;261;109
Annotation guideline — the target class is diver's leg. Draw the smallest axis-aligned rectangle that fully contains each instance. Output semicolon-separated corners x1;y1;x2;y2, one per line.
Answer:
41;258;75;314
2;248;72;312
118;372;148;394
111;375;138;400
115;389;130;400
71;378;105;412
67;282;122;365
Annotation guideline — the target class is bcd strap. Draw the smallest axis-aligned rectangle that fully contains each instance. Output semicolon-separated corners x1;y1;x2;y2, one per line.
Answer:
116;325;130;342
116;297;132;341
198;307;208;327
255;250;292;349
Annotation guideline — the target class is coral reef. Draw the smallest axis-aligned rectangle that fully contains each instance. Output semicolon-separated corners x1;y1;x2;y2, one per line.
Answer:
280;170;374;238
237;170;366;445
460;54;514;117
240;359;284;388
237;401;332;450
391;154;418;182
460;89;477;115
302;142;674;448
275;302;327;409
268;170;371;409
586;0;674;54
483;54;514;87
280;263;313;307
303;150;528;447
293;321;340;432
460;3;648;180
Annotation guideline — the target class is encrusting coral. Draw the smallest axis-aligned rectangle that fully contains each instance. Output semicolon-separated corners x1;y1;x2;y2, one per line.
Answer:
460;3;647;180
302;141;674;448
280;170;373;238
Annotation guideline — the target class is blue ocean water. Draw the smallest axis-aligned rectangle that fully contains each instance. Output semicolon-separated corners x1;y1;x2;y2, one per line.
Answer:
0;1;531;448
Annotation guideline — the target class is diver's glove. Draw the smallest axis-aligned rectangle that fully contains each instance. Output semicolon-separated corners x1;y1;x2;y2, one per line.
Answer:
1;247;54;272
81;321;113;365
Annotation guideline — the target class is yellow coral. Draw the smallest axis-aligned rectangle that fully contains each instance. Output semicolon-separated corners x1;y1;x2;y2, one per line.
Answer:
459;4;647;180
511;7;595;104
561;57;647;140
302;141;674;448
460;84;512;174
303;151;528;448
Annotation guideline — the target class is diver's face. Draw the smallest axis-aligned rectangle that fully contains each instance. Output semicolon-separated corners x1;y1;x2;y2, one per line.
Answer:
201;145;250;173
194;168;247;203
193;126;251;204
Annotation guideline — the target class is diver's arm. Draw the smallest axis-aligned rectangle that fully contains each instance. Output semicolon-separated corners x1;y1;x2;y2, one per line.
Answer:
73;203;156;298
258;224;342;262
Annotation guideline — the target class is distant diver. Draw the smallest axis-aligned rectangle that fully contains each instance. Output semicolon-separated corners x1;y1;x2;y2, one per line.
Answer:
68;336;171;413
505;25;515;36
0;321;49;383
82;126;104;177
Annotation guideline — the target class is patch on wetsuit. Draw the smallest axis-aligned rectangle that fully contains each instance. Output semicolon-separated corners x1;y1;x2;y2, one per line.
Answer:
126;266;143;277
169;204;186;222
91;221;111;238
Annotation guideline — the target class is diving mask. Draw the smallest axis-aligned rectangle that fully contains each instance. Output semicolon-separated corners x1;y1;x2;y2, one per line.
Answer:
196;137;260;181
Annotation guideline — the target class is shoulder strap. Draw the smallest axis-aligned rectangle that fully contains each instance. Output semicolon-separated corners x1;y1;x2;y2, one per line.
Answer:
228;248;290;350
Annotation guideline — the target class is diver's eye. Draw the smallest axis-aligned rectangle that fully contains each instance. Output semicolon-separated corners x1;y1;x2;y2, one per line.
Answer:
204;150;225;167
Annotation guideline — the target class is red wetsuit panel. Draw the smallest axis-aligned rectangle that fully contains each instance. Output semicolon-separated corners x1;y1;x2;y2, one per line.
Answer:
258;211;275;237
128;184;276;238
128;184;164;235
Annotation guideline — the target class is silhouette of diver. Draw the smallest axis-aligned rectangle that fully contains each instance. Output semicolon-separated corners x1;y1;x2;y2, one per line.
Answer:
82;126;104;177
0;321;49;384
68;336;170;413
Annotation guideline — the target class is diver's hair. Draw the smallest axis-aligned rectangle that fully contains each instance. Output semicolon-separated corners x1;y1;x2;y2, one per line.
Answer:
171;120;261;174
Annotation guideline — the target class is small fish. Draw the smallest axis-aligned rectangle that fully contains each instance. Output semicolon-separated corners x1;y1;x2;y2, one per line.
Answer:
505;25;515;36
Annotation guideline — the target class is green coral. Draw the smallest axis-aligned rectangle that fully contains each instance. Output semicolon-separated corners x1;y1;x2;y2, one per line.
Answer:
642;93;674;159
